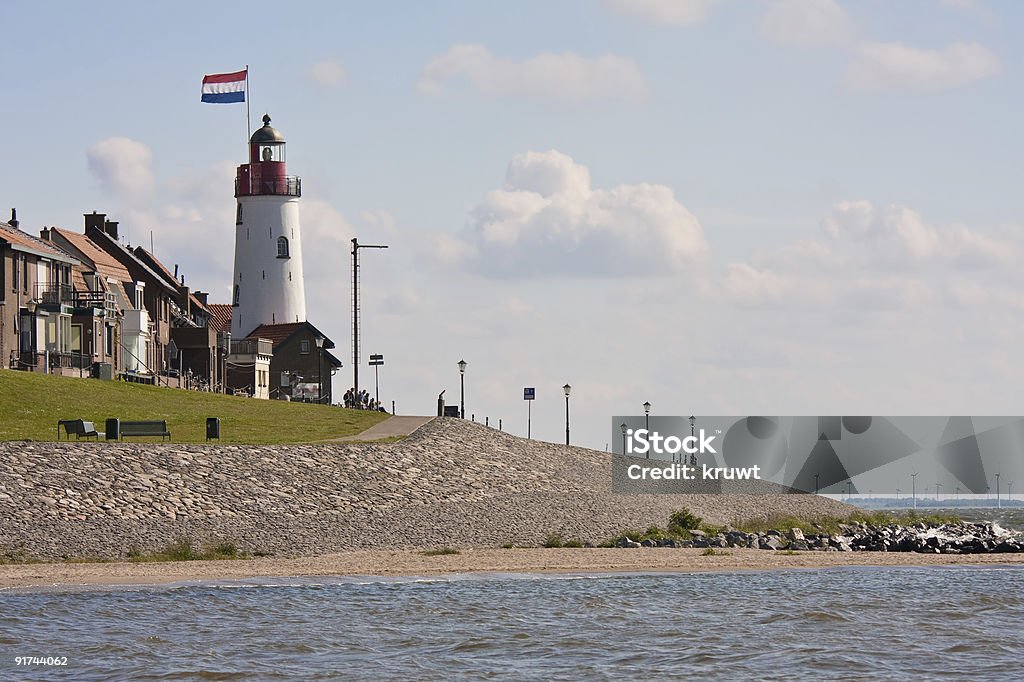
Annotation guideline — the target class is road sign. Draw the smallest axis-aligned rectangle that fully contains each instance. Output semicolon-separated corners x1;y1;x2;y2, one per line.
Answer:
369;353;384;366
524;387;535;400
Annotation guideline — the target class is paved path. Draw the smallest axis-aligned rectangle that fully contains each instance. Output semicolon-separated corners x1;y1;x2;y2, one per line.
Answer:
332;415;435;442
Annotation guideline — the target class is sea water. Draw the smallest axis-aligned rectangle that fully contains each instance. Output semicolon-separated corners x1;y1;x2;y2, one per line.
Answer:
2;565;1022;680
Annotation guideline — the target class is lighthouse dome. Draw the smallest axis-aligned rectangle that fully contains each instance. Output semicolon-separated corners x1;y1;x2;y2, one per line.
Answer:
250;114;285;143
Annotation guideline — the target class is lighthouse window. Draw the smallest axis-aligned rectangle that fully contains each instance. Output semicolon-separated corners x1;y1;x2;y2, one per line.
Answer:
277;236;290;259
233;285;239;306
236;204;243;225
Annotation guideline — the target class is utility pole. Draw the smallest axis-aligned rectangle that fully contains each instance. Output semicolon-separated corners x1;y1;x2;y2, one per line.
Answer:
351;238;387;400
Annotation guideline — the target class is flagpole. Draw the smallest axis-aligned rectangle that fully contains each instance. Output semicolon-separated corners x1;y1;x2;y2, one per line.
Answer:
245;64;251;142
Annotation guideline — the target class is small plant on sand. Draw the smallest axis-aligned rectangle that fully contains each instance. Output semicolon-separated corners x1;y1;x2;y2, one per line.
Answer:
562;538;585;548
668;509;703;534
421;547;460;556
543;534;565;548
701;548;730;556
127;538;248;562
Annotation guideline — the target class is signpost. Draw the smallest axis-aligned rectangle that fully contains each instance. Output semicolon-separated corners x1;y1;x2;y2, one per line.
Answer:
369;354;384;406
524;387;535;439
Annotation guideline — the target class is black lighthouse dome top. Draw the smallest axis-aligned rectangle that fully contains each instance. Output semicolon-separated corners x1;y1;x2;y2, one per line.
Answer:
250;114;285;144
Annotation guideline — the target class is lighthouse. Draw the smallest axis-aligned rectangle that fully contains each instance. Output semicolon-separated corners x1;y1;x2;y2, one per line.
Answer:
230;114;306;337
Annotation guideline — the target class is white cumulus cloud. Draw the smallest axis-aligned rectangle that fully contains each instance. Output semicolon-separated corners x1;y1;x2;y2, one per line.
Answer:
444;150;709;278
759;0;854;46
417;44;649;103
309;60;348;88
603;0;718;25
86;137;155;197
846;41;1000;89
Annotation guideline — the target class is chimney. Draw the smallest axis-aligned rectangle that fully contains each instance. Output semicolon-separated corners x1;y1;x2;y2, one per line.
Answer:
9;208;18;229
104;220;119;240
193;291;209;306
173;264;179;280
39;226;50;241
178;283;191;317
84;211;106;235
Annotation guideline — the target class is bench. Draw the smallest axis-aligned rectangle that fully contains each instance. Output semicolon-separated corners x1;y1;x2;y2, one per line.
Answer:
119;420;171;441
57;419;104;441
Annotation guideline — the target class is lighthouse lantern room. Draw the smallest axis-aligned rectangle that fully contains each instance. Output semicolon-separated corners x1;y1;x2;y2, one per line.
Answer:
231;114;306;337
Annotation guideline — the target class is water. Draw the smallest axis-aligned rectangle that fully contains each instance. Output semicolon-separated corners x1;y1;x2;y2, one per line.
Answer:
2;566;1022;681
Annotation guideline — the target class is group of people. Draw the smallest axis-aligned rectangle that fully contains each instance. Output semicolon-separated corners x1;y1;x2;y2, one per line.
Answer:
343;388;386;412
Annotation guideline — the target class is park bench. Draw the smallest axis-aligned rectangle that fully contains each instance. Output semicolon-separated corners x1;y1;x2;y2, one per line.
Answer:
119;420;171;441
57;419;104;441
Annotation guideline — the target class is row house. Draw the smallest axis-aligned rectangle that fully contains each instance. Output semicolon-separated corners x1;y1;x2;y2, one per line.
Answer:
1;210;78;373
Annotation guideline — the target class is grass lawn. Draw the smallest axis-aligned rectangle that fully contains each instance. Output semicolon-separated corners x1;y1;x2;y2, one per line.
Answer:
0;370;389;444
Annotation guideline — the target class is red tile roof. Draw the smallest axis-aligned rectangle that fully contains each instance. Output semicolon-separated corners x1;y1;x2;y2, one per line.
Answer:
49;227;133;282
208;304;234;333
1;222;77;261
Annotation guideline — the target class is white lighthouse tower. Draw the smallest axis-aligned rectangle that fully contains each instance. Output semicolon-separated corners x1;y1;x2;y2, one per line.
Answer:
231;114;306;337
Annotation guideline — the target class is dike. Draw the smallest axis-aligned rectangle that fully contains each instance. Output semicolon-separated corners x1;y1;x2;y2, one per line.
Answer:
0;418;859;560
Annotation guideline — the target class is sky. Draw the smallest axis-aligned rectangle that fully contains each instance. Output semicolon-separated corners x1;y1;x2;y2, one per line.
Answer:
2;0;1022;449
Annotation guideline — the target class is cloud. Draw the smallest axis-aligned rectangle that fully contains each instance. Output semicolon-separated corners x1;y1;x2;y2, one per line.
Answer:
417;44;648;103
603;0;718;25
821;200;1015;267
309;60;348;88
759;0;854;46
86;137;155;197
846;41;1000;89
443;150;709;278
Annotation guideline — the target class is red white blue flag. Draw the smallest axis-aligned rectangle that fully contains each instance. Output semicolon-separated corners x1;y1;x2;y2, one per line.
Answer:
201;69;247;104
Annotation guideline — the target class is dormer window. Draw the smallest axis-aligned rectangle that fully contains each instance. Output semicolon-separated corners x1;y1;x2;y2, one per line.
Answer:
277;236;290;259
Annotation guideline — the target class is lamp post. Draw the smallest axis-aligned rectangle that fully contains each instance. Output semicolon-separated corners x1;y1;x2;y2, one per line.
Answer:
643;401;651;431
620;422;628;455
911;473;918;510
315;336;325;404
563;383;571;446
935;482;942;504
458;359;467;419
688;415;696;466
996;472;1001;509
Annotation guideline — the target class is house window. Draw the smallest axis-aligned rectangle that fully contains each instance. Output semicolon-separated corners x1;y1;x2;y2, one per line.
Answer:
300;339;310;354
236;203;243;225
277;236;289;258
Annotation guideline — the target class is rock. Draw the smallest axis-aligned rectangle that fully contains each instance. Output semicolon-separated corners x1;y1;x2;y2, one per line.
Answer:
760;536;783;550
789;528;805;542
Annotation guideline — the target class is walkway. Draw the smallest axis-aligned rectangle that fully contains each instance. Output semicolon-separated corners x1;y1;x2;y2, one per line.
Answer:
332;415;435;442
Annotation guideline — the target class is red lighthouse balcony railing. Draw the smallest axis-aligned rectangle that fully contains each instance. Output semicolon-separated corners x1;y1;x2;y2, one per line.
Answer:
235;174;301;198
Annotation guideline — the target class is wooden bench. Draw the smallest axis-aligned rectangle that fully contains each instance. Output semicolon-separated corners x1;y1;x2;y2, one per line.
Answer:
57;419;103;441
119;420;171;441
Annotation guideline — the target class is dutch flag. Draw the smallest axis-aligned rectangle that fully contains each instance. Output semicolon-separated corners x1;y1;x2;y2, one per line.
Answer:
201;69;247;104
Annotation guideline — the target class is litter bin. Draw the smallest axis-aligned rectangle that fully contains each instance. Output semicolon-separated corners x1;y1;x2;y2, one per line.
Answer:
105;418;119;441
206;417;221;441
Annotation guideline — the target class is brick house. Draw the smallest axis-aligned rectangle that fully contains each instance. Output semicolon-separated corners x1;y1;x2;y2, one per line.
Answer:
243;322;341;403
1;210;79;373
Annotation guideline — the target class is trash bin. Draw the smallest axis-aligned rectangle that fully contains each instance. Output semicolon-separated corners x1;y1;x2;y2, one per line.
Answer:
105;418;119;441
206;417;221;441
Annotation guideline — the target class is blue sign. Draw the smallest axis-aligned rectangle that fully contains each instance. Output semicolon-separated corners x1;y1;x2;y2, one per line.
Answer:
524;387;535;400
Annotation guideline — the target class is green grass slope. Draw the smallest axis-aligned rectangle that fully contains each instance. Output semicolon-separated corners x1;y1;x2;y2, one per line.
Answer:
0;371;388;444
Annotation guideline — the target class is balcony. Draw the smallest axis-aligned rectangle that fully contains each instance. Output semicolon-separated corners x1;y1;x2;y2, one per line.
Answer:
73;290;117;313
235;175;301;198
34;283;73;306
123;308;150;335
230;337;273;357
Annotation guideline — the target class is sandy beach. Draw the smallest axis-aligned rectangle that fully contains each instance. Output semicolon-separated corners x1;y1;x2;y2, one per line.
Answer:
2;548;1021;589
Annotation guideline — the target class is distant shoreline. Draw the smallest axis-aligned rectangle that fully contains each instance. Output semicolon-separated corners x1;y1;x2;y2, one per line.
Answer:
2;548;1021;590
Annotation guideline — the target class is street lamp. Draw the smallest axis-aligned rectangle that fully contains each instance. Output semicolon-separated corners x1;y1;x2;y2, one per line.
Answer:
563;383;571;446
688;416;696;466
620;422;628;455
314;336;325;404
643;401;651;431
458;359;467;419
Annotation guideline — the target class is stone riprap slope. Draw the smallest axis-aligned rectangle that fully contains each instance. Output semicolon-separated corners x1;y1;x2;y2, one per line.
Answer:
0;418;857;560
